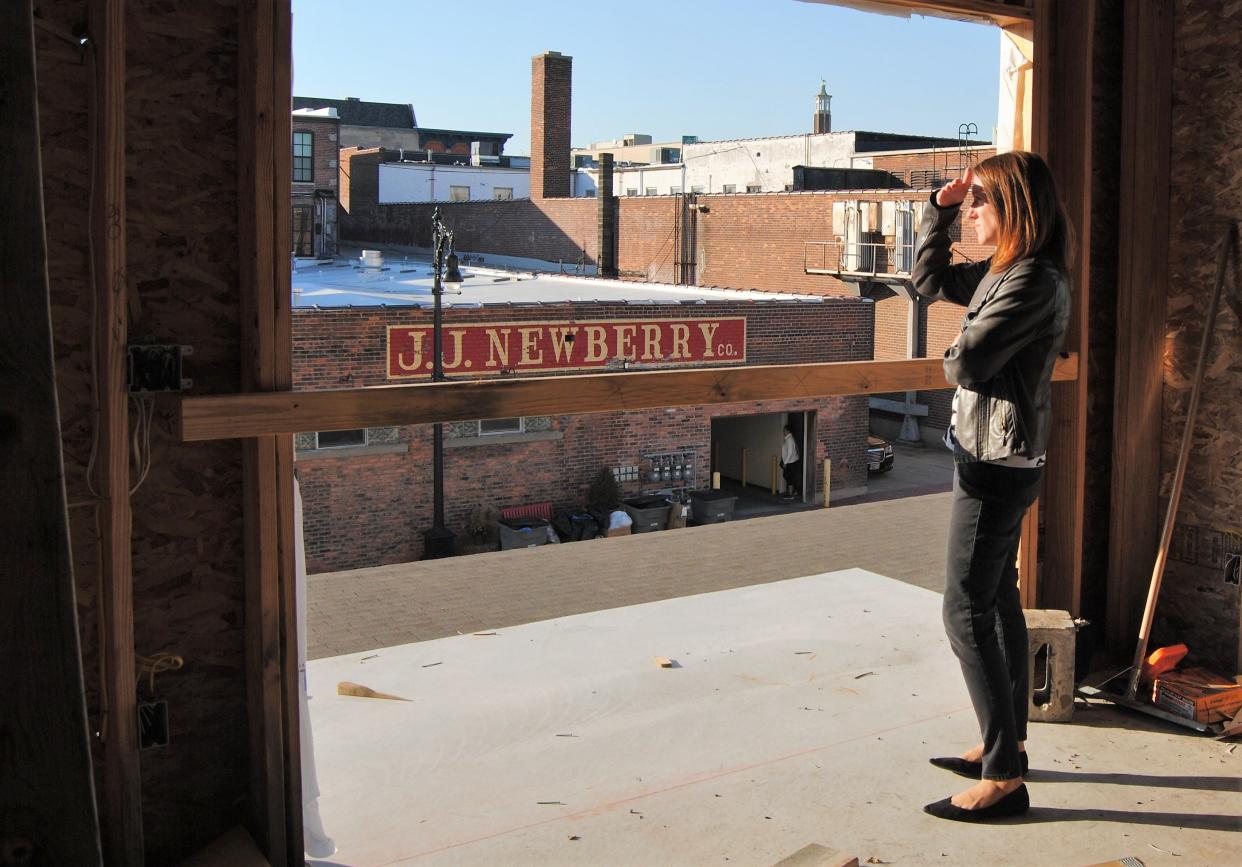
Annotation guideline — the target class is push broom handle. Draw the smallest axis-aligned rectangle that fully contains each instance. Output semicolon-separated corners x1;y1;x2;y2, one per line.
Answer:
1124;223;1235;701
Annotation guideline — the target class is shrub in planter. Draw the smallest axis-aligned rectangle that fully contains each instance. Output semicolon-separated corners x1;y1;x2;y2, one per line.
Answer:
585;466;622;527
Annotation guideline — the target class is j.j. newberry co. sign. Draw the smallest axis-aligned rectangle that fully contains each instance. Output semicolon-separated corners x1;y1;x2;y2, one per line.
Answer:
387;317;746;379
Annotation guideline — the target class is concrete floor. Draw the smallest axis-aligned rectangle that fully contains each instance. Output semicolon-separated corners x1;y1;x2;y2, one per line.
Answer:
306;569;1241;867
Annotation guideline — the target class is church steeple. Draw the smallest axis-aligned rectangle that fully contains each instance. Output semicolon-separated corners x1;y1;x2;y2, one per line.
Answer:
814;80;832;134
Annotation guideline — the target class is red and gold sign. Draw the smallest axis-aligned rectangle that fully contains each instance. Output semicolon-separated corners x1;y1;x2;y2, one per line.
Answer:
387;317;746;379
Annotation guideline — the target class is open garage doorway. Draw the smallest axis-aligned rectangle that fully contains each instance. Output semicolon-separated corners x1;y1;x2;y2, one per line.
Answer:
711;410;816;518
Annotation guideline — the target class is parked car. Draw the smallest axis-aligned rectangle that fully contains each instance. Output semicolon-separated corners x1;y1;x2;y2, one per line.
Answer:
867;434;895;473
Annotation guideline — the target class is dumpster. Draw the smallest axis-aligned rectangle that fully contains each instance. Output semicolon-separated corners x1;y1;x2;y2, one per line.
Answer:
498;517;551;550
689;489;738;524
622;496;672;533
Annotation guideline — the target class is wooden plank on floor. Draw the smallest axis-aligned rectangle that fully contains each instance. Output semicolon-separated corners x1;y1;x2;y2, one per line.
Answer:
0;0;103;862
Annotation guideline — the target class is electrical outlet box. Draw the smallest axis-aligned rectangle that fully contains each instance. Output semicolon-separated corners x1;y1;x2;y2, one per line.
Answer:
128;344;192;392
138;700;170;749
1225;553;1240;586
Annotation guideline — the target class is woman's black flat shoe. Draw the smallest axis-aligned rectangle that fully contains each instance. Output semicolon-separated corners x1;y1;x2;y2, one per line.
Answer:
923;784;1030;822
929;752;1028;779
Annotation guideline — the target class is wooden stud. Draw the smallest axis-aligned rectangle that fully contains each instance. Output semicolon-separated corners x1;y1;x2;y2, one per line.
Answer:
0;2;103;862
823;459;832;508
771;454;778;496
1107;0;1173;650
87;0;144;860
238;0;299;861
1027;0;1091;616
179;355;1078;442
269;3;303;859
1018;498;1039;609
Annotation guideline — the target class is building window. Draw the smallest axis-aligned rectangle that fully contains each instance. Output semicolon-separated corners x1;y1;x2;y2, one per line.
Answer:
691;185;705;194
493;187;514;200
722;184;737;194
669;186;682;194
626;188;638;197
292;131;313;183
645;187;657;196
315;429;367;449
480;417;524;435
746;184;762;193
449;185;470;202
292;204;313;257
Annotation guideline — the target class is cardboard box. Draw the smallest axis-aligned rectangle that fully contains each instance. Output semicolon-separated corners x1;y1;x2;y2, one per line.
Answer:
1152;667;1242;723
604;525;631;538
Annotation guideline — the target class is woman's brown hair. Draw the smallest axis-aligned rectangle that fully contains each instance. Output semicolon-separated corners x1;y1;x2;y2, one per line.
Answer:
972;151;1073;273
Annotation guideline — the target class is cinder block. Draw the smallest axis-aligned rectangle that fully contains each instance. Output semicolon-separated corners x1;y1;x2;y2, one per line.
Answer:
1025;608;1076;722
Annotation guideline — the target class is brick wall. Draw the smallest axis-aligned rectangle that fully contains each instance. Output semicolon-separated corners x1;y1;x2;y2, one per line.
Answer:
294;300;873;572
871;147;996;187
341;196;599;263
292;116;339;191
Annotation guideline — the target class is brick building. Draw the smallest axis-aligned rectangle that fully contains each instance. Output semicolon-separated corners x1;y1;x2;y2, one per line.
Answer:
291;107;340;257
293;94;512;157
338;51;997;445
292;263;873;572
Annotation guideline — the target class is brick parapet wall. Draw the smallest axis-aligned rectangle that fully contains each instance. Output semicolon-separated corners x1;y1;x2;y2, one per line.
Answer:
341;197;599;264
294;300;873;571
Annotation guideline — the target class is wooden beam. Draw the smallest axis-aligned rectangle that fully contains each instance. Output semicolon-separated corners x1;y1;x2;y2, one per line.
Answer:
0;1;103;862
812;0;1032;27
1107;0;1173;650
180;354;1078;442
239;2;301;862
270;2;305;859
239;2;287;862
87;0;144;860
1031;0;1092;616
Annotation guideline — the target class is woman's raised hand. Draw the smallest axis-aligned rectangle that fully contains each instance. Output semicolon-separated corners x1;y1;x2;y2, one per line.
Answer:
936;167;974;208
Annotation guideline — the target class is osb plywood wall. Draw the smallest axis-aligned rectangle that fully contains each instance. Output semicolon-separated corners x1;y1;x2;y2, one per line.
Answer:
37;0;250;861
1159;0;1242;671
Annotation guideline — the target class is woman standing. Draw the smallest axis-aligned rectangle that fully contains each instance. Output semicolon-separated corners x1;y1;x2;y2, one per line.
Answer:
912;152;1072;821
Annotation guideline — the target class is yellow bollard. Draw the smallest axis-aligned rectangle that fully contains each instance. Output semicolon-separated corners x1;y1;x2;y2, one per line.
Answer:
712;471;721;490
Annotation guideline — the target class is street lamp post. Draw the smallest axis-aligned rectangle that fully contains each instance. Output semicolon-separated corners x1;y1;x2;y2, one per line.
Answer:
423;207;463;559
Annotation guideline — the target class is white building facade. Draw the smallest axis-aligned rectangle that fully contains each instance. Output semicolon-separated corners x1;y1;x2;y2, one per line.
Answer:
378;162;532;203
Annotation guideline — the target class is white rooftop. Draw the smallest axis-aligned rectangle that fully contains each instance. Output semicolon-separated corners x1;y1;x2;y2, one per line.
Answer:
293;250;831;309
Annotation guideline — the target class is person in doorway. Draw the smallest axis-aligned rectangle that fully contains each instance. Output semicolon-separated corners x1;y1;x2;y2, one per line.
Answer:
780;424;801;500
911;152;1071;822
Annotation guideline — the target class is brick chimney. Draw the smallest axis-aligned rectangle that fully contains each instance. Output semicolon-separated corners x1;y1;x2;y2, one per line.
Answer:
531;51;572;199
597;152;617;277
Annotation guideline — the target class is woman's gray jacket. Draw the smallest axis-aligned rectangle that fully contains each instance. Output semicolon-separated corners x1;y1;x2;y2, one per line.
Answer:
911;193;1071;462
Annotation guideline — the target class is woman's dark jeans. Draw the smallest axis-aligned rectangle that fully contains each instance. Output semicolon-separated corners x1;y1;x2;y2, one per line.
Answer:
944;459;1043;781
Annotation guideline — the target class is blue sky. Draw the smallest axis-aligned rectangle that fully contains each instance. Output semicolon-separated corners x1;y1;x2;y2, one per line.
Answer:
292;0;999;155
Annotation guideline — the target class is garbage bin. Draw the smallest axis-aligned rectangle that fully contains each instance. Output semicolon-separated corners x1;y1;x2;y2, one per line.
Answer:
622;496;672;533
498;517;551;550
689;489;738;525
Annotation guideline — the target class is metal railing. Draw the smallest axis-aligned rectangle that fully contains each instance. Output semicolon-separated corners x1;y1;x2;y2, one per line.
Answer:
804;239;916;277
